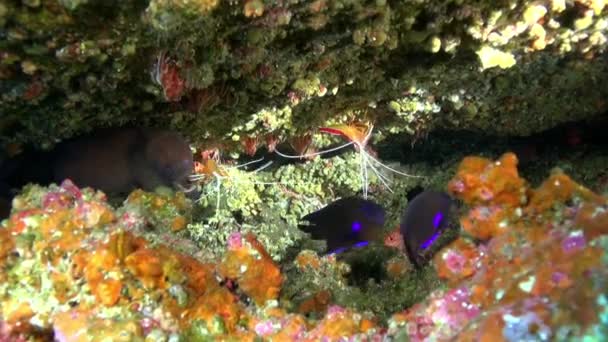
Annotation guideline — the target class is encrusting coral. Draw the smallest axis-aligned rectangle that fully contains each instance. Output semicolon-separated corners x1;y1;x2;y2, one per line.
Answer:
391;153;608;340
0;151;606;341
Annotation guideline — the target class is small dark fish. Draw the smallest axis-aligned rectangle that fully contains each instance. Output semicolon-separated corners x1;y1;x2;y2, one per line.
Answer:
1;127;194;218
299;197;386;254
400;190;452;267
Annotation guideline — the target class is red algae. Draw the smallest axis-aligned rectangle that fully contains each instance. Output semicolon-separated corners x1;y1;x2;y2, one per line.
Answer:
0;228;13;265
526;172;605;215
267;314;308;340
294;249;323;269
84;248;124;306
53;310;142;341
122;188;192;232
434;238;484;284
385;257;412;279
447;153;529;240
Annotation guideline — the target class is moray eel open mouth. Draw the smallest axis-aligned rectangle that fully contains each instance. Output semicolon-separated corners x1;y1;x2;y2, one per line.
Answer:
175;181;197;193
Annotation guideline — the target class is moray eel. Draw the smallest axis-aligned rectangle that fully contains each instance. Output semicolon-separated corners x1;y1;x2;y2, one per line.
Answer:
1;127;194;217
298;197;386;254
49;128;194;193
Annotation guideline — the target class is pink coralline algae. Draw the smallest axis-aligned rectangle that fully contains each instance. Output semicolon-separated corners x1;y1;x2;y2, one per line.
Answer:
118;211;146;230
254;319;276;336
41;180;84;208
41;191;72;210
396;287;481;341
227;231;244;249
561;231;587;253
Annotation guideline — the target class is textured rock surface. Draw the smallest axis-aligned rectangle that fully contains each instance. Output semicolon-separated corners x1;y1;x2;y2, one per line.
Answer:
1;0;607;152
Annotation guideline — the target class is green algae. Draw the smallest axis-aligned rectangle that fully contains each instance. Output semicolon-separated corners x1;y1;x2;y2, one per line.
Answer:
186;152;371;261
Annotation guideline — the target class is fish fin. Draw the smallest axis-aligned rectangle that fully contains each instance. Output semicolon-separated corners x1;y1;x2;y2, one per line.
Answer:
403;242;422;268
297;222;330;240
325;240;369;255
301;209;325;222
327;246;349;255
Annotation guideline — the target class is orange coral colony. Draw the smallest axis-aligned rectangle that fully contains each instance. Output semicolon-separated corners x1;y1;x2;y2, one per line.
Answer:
422;152;608;340
217;232;283;306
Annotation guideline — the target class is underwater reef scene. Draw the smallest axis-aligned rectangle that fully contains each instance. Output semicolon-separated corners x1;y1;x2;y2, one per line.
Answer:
1;152;607;341
2;0;608;341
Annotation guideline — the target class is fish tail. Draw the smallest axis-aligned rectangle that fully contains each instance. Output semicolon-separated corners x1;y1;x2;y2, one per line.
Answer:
0;154;18;183
0;154;15;219
404;242;423;269
1;150;53;190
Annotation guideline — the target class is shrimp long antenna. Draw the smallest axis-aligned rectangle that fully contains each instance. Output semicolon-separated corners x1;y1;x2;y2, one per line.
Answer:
364;151;424;178
359;149;368;198
232;157;266;169
362;150;393;193
215;174;222;213
274;141;354;159
348;122;420;196
194;156;317;220
252;160;274;173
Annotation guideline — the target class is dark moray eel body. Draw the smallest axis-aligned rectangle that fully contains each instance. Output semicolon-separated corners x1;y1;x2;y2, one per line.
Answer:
0;182;11;219
1;127;194;217
49;128;194;193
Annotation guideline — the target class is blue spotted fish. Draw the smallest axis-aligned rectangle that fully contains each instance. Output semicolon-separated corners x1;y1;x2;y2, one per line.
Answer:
400;190;453;267
298;197;386;254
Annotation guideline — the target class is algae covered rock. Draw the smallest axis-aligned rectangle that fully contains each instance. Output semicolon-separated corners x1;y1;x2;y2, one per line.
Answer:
1;0;608;151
